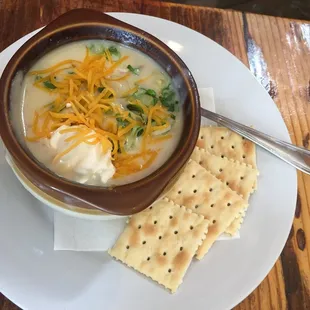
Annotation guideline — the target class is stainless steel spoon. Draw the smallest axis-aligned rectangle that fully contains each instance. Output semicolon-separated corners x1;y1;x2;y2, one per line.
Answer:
201;107;310;174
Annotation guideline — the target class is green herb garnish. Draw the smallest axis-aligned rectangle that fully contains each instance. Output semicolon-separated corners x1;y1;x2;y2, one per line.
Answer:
117;141;122;154
98;87;105;93
127;65;140;75
116;117;130;128
145;89;158;104
136;127;144;137
88;43;105;54
132;88;146;98
68;71;75;75
127;104;144;114
35;75;42;81
105;109;114;115
108;46;120;59
131;126;144;138
43;81;57;89
159;84;178;112
131;88;158;105
124;126;144;151
145;89;156;97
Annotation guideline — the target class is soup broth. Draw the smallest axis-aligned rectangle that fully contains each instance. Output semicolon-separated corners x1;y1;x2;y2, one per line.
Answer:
14;40;183;186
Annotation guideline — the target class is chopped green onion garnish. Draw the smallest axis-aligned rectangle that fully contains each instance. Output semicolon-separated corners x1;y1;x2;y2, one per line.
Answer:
105;109;114;115
116;117;130;128
43;81;56;89
159;83;178;112
145;89;156;97
136;127;144;137
88;43;105;54
127;104;144;114
127;65;140;75
108;46;120;58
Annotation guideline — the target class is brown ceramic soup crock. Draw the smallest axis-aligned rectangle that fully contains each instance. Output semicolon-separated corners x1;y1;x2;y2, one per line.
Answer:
0;9;200;215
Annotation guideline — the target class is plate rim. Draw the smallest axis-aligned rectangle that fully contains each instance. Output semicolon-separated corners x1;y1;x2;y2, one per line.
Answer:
0;12;297;310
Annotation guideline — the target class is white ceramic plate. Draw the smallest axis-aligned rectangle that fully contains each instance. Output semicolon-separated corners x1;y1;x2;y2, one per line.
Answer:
0;13;296;310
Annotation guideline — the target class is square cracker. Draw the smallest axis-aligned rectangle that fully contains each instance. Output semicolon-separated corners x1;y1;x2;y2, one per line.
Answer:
108;198;209;293
191;147;258;201
196;126;257;168
165;160;247;259
191;147;258;235
225;210;246;235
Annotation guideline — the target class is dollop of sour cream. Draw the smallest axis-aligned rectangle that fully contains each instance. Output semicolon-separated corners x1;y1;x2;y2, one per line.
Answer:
49;125;115;184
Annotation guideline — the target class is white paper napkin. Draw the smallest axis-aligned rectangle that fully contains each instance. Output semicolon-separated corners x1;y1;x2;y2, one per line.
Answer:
54;87;239;251
54;214;127;251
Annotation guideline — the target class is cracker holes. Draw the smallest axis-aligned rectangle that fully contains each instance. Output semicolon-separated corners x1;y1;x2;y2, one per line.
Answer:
221;136;224;140
147;257;151;261
195;205;199;209
226;181;229;186
149;206;153;210
219;168;223;172
192;174;196;178
158;236;162;240
200;135;204;140
240;176;244;180
138;225;142;229
211;145;214;149
193;189;197;193
190;225;194;230
178;190;182;194
126;245;130;249
231;145;235;149
168;269;172;273
221;155;224;158
209;188;213;192
199;161;203;165
142;241;146;245
210;204;214;208
154;220;157;225
227;202;231;207
163;252;167;256
242;155;246;159
169;215;173;219
212;220;216;224
174;231;178;235
242;136;245;140
180;247;183;251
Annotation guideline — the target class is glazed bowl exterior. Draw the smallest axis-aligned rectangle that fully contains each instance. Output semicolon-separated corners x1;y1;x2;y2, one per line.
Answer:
0;9;200;216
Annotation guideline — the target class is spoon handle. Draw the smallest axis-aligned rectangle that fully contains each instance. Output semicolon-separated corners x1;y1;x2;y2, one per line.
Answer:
201;107;310;174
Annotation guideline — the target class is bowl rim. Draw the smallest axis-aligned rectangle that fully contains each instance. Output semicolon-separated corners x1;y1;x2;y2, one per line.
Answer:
5;152;119;220
0;8;201;215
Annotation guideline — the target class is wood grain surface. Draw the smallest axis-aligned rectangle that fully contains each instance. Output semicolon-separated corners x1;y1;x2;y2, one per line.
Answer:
0;1;309;309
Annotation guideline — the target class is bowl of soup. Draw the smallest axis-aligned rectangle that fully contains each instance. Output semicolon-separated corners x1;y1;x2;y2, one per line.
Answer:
0;9;200;216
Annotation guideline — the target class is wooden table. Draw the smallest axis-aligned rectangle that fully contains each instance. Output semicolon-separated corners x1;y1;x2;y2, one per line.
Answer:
0;1;309;309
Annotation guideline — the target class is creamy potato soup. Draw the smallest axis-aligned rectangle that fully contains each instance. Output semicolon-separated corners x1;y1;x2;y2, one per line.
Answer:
15;40;183;186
